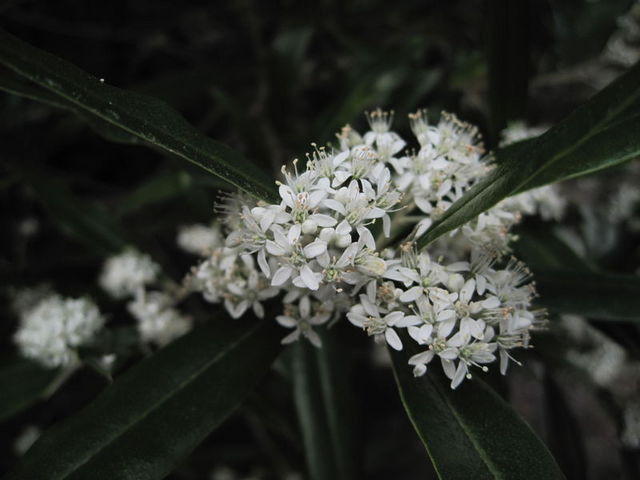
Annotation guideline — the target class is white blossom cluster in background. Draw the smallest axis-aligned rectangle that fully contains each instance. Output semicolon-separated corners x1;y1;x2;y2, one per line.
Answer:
503;123;640;446
604;0;640;68
498;122;566;224
13;425;41;456
210;466;302;480
179;109;565;388
561;315;640;448
99;249;160;299
13;291;105;368
99;249;192;346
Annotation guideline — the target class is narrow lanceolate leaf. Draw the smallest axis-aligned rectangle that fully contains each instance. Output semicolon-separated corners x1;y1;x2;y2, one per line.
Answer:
291;329;359;480
0;29;279;203
0;71;141;144
6;319;282;480
534;271;640;322
416;60;640;248
389;342;565;480
0;356;59;423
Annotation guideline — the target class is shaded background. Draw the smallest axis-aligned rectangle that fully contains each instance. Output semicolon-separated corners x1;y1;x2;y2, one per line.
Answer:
1;0;639;479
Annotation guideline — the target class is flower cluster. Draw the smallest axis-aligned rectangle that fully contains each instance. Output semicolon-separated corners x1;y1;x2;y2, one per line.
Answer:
184;108;555;388
188;111;407;347
180;222;280;319
560;314;640;447
99;249;160;299
350;251;542;388
100;249;192;346
604;0;640;68
497;122;566;223
177;223;223;256
14;294;105;368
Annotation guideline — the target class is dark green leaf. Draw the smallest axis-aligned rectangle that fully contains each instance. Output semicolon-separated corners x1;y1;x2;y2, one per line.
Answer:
114;167;230;218
514;228;640;321
543;374;588;479
0;71;141;144
115;170;193;217
389;340;565;480
0;71;71;110
534;270;640;321
290;329;359;480
416;60;640;248
0;29;279;203
5;319;282;480
8;163;127;255
0;356;59;423
513;226;593;273
552;0;633;64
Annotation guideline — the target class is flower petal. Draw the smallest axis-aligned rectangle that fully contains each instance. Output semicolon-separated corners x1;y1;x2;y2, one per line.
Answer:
385;328;403;351
399;286;423;303
276;315;297;328
271;266;293;286
266;240;286;256
303;240;327;259
257;249;270;277
409;350;435;365
300;265;320;290
312;214;337;227
305;329;322;348
450;362;468;389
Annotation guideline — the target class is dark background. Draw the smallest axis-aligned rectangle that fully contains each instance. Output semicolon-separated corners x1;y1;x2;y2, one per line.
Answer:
1;1;639;479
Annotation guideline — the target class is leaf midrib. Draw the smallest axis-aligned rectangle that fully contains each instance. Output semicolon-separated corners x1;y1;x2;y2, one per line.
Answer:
419;81;640;248
40;78;264;196
51;323;263;479
506;81;640;194
429;376;502;480
390;364;445;480
317;347;350;479
0;32;277;201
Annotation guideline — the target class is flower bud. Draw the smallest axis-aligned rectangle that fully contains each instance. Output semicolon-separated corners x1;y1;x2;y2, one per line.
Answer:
356;254;387;277
302;219;318;235
335;234;352;249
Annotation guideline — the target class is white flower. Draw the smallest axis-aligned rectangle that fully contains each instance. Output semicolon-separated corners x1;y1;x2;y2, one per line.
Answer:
276;296;332;347
177;223;223;256
318;220;352;248
267;225;326;290
347;295;405;350
499;122;566;221
499;121;547;146
181;107;551;386
13;425;41;456
324;180;386;227
225;261;280;318
364;109;406;157
353;246;539;388
316;242;361;284
128;291;192;346
191;248;279;317
14;295;105;368
99;249;160;299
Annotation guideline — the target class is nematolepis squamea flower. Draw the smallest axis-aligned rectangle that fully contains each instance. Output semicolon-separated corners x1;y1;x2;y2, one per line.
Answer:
14;294;105;368
183;108;557;387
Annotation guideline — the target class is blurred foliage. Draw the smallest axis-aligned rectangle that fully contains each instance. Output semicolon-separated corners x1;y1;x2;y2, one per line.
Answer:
1;0;639;479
